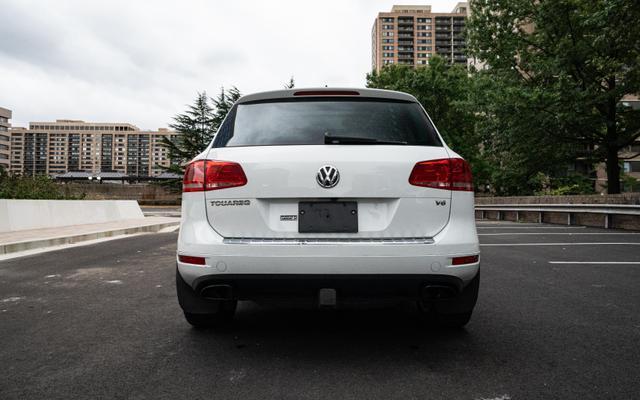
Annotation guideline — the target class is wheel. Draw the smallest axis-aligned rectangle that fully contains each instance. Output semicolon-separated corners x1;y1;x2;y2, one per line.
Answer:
418;271;479;328
183;300;237;328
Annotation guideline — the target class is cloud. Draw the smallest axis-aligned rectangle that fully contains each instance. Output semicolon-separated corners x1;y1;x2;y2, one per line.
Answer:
0;0;460;129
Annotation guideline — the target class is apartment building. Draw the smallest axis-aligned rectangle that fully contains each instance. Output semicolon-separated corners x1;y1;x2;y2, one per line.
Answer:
0;107;11;170
372;3;469;72
9;120;179;177
594;95;640;191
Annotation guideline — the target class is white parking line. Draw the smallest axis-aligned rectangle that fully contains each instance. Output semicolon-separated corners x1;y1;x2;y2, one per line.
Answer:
481;242;640;247
479;232;640;236
549;261;640;265
477;226;586;229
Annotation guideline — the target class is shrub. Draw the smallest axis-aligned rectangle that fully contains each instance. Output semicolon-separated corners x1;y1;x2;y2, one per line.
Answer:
0;168;84;200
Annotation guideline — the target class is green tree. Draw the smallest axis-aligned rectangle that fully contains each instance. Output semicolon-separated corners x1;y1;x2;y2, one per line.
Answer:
211;86;241;130
0;168;84;200
160;92;216;176
468;69;581;195
284;76;295;89
160;87;241;180
367;57;489;189
467;0;640;194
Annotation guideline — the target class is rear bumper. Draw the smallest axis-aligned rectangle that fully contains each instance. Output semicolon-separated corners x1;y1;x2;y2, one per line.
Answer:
177;248;480;289
193;273;465;300
176;267;480;315
178;191;479;289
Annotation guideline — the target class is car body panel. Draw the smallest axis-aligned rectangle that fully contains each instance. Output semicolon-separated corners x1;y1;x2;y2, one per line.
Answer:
177;88;479;302
203;145;452;239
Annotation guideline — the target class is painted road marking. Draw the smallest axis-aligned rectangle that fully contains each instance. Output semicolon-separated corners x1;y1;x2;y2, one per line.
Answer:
477;225;586;229
549;261;640;265
479;232;640;236
481;242;640;247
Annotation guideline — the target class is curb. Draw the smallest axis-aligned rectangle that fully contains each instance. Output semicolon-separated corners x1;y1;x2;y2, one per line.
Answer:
0;221;179;255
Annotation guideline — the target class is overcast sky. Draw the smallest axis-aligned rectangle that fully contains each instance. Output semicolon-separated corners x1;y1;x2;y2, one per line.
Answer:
0;0;460;129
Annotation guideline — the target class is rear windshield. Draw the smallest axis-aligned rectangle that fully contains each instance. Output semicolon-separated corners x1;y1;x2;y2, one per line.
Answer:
212;98;442;147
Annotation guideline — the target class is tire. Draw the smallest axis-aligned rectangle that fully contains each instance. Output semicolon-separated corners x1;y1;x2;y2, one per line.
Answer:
183;301;237;328
418;271;479;328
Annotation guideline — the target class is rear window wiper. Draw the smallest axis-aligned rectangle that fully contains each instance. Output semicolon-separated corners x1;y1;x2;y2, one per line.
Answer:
324;133;407;145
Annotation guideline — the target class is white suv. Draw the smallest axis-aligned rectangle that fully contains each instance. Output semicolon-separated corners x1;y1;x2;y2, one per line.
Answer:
176;88;480;328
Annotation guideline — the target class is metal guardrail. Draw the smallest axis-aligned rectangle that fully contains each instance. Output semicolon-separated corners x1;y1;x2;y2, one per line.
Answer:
475;204;640;229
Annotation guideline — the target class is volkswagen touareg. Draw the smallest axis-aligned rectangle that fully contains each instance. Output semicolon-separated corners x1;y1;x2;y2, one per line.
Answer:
176;88;480;328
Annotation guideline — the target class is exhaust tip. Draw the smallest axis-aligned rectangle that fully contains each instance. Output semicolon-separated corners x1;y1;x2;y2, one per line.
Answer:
200;284;234;300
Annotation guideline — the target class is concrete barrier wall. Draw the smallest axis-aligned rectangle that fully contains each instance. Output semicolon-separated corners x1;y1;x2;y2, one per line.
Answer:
60;183;181;205
0;200;144;232
475;193;640;230
476;193;640;205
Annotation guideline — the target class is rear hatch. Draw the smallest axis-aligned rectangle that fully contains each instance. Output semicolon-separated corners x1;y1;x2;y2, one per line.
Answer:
201;94;455;239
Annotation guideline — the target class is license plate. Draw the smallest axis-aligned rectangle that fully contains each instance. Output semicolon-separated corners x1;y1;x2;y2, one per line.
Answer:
298;201;358;233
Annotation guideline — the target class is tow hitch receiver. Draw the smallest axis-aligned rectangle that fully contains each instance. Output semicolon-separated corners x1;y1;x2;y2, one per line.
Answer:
318;288;337;308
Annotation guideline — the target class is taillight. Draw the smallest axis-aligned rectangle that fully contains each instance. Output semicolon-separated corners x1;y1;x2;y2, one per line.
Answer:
452;255;479;265
182;160;206;192
409;158;473;191
449;158;474;191
178;255;206;265
182;160;247;192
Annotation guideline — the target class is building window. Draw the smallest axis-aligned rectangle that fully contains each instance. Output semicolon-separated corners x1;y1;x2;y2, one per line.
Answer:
382;39;394;43
383;52;394;57
382;17;394;22
382;32;394;37
625;161;640;173
382;24;394;30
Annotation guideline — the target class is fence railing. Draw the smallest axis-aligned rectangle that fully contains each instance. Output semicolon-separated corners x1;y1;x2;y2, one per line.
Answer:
475;204;640;229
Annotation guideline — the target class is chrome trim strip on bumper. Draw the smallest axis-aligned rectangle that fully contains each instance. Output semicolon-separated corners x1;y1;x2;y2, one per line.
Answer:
222;237;435;245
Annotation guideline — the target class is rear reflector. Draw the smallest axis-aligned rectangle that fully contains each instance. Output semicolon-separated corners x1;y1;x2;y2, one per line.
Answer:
183;160;247;192
452;255;479;265
178;255;206;265
293;90;360;96
409;158;473;191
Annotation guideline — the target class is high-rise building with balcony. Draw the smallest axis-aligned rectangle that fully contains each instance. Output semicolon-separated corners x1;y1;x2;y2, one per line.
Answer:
0;107;11;171
9;120;180;177
372;3;470;72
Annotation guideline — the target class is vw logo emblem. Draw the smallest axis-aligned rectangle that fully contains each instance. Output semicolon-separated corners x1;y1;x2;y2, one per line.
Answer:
316;165;340;188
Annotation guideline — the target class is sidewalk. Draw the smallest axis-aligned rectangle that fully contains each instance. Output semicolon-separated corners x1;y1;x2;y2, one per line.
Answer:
0;217;180;255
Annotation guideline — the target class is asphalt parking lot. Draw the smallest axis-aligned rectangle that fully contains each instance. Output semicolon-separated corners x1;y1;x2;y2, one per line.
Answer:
1;221;639;399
